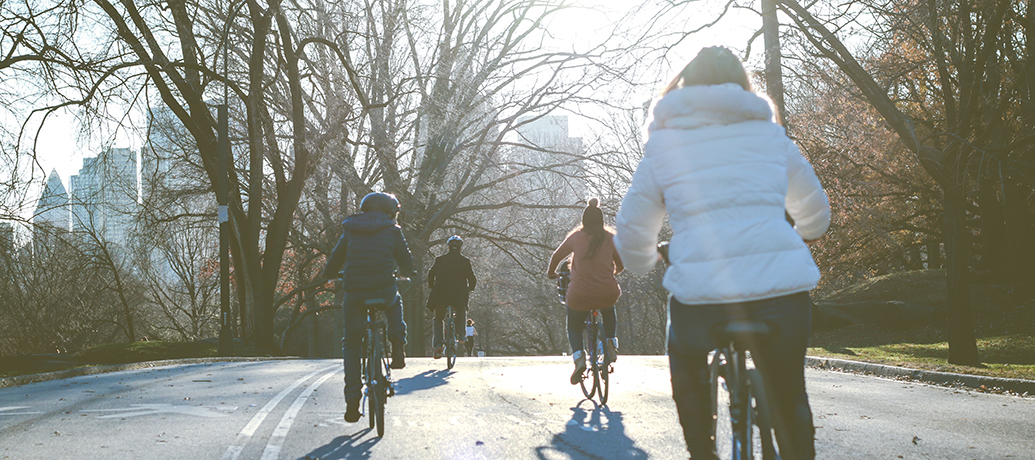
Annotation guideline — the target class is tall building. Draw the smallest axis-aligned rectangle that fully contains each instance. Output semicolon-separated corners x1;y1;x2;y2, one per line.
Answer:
515;116;580;150
0;222;13;253
70;147;140;247
512;114;586;183
34;169;70;231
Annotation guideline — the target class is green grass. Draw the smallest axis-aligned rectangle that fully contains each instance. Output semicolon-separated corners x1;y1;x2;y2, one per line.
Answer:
809;334;1035;381
811;269;1035;382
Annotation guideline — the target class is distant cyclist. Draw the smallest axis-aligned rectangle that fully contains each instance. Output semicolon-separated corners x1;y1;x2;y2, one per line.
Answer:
464;318;478;356
319;192;415;423
614;47;830;459
547;198;624;385
427;235;477;359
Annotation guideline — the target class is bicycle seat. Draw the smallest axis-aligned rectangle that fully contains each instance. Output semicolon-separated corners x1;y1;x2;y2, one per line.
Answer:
711;321;772;348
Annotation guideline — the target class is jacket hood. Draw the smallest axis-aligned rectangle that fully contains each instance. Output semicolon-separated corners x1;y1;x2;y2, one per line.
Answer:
647;83;775;134
342;211;396;233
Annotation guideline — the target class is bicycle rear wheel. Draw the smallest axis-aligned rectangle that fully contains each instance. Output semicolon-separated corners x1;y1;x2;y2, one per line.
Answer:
597;353;609;404
709;350;722;445
365;330;377;430
579;320;597;400
746;369;777;459
446;307;457;369
370;329;386;437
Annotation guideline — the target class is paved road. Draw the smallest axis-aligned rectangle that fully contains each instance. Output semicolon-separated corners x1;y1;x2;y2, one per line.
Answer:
1;356;1033;459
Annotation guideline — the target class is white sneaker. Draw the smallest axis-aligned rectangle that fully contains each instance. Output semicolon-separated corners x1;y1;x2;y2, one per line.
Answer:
570;350;587;385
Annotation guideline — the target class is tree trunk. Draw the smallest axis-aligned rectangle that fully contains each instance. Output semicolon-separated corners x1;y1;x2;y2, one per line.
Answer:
1004;173;1035;299
978;172;1007;274
943;182;980;365
762;0;786;123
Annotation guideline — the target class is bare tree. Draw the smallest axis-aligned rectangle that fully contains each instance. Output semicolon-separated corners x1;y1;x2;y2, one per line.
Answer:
775;0;1035;364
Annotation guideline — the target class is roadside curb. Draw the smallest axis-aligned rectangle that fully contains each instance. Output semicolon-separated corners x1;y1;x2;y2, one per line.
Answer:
0;357;297;389
806;356;1035;396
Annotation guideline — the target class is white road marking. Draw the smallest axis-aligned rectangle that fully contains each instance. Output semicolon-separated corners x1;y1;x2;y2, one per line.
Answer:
221;364;338;460
260;369;338;460
0;406;42;415
81;404;234;418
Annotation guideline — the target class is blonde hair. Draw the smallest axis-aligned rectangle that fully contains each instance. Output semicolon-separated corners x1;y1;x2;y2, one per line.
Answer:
662;46;752;96
661;46;783;125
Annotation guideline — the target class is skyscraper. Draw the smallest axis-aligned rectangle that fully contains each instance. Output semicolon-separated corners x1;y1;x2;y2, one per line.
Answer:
70;147;140;247
0;222;13;253
34;169;70;231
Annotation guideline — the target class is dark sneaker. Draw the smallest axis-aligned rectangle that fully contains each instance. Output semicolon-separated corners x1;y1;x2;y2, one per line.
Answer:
604;338;618;365
390;340;406;369
570;350;587;385
344;400;361;423
433;346;444;359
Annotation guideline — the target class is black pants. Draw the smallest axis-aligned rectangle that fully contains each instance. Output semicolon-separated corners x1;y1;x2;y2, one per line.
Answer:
667;292;815;460
464;337;475;356
433;304;467;347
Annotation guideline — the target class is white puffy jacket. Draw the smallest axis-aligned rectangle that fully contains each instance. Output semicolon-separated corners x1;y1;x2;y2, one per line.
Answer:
614;83;830;305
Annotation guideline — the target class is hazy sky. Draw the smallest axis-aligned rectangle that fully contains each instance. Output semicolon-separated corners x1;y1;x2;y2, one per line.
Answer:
16;0;760;221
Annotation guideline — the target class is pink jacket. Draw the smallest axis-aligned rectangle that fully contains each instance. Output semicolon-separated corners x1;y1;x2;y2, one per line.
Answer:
549;230;624;311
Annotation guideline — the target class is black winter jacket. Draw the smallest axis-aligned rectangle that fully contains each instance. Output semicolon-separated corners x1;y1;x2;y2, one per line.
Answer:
321;211;415;292
426;249;476;308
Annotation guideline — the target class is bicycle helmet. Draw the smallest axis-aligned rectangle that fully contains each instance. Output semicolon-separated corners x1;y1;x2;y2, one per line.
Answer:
447;235;463;249
360;192;400;215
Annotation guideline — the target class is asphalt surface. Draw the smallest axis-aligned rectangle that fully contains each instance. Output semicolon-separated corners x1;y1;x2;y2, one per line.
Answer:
1;356;1033;459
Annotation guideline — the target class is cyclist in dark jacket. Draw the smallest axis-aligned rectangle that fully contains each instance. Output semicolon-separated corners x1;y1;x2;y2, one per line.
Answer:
427;235;477;359
319;192;415;423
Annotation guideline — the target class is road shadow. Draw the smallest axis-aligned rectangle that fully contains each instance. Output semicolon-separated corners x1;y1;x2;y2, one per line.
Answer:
392;369;452;396
296;428;380;459
534;400;648;459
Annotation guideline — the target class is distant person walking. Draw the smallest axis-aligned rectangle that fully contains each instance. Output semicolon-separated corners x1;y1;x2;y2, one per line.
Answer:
427;235;477;359
464;319;478;356
547;198;624;385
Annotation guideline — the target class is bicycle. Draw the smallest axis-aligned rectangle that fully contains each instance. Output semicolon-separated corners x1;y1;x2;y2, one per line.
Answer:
658;242;786;459
556;260;612;405
359;296;396;437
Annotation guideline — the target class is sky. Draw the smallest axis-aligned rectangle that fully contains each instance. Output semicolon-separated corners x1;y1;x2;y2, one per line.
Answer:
13;0;761;222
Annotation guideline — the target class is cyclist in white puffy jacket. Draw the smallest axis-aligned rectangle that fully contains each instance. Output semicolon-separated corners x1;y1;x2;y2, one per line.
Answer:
614;46;830;460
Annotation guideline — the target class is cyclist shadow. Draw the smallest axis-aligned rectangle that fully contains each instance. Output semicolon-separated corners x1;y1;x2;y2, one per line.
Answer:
534;400;648;459
295;428;380;459
392;369;452;396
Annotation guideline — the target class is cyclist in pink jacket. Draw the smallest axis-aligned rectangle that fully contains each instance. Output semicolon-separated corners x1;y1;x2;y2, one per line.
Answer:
548;198;624;384
614;47;830;459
